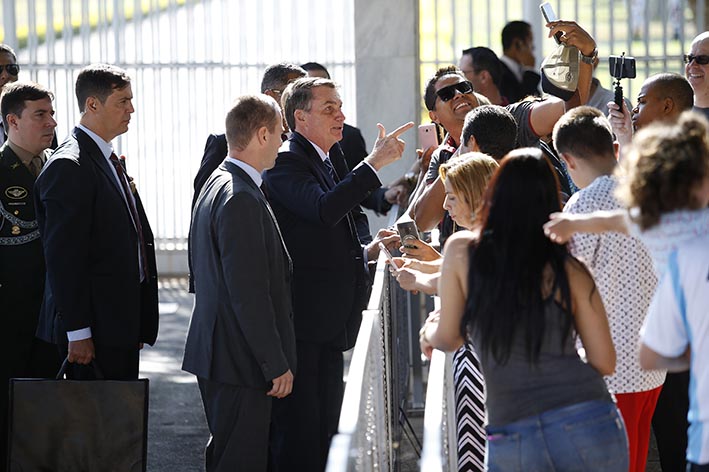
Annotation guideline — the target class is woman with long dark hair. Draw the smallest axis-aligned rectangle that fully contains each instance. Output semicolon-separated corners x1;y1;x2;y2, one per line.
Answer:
422;148;629;470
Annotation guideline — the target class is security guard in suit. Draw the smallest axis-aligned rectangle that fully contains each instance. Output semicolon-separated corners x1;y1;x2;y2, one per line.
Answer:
0;81;61;466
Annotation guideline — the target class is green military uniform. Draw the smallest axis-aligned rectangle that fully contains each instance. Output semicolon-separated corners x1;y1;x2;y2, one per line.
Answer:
0;142;60;465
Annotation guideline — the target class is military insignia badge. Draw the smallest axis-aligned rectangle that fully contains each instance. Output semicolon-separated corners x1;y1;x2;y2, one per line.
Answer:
11;225;20;235
5;186;28;200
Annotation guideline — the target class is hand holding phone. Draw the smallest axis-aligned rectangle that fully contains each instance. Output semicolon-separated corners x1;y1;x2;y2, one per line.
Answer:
378;242;398;271
418;123;439;151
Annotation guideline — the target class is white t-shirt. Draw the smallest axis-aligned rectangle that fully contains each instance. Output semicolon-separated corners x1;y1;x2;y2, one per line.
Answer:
565;175;664;393
641;234;709;465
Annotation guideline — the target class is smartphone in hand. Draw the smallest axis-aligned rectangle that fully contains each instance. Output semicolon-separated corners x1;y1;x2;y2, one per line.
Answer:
540;2;563;44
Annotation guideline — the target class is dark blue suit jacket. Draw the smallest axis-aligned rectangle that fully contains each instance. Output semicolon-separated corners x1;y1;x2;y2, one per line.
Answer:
34;127;159;347
263;132;378;349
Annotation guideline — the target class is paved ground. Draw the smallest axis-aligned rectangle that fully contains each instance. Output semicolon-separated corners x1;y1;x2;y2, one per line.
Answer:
141;278;207;471
144;278;662;471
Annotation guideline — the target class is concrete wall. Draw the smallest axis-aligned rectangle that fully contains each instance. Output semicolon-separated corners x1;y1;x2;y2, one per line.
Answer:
354;0;420;230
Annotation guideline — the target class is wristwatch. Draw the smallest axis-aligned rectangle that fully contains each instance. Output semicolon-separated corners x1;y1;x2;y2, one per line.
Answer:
580;47;598;65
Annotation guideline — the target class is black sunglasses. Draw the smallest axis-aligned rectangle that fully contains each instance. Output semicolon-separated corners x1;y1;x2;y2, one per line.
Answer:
436;81;474;103
0;64;20;75
684;54;709;65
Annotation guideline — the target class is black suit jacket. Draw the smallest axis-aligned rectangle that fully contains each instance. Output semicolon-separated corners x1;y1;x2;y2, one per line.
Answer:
499;60;541;104
183;162;296;387
263;132;379;349
34;127;159;347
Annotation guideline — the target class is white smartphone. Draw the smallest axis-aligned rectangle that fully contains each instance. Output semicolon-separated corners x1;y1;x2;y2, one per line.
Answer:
540;2;563;44
378;242;396;266
418;123;439;151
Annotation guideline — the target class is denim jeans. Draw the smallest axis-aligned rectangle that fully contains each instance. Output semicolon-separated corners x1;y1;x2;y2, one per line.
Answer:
688;462;709;471
486;400;629;472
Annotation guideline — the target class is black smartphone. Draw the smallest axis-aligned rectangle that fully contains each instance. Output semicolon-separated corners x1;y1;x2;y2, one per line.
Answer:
397;220;420;249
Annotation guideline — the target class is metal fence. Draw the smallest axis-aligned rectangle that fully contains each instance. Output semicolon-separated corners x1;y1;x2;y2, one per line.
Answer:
420;349;457;472
327;207;428;471
0;0;357;259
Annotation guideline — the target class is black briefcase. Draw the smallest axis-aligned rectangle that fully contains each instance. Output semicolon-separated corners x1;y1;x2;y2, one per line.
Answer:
7;359;149;472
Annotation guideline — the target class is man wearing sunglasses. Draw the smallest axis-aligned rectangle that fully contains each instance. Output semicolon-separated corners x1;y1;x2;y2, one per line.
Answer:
686;31;709;119
411;20;596;243
0;44;20;146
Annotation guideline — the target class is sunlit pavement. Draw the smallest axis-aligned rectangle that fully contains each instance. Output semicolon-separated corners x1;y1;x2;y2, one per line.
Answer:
141;278;208;471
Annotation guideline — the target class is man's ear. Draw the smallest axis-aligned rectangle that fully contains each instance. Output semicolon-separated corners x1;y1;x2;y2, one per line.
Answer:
294;109;306;124
663;97;675;116
85;96;99;113
478;70;491;85
5;113;18;129
428;110;438;124
559;151;575;169
467;136;480;152
257;126;269;145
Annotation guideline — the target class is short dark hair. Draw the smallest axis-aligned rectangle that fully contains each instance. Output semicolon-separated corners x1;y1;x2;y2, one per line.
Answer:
461;47;503;87
647;72;695;113
501;21;531;51
552;106;615;160
225;94;281;152
75;64;131;113
0;44;17;61
260;63;306;94
300;62;330;79
1;81;53;129
424;65;465;111
462;105;518;160
282;77;336;133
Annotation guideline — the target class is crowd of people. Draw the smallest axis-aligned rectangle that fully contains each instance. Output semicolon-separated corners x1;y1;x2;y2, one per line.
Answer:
0;13;708;472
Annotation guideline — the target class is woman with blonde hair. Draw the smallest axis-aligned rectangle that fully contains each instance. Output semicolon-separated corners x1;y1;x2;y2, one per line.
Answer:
394;151;498;472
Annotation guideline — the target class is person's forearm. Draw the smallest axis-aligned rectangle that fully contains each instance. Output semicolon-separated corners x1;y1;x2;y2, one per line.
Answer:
412;178;445;232
639;344;691;372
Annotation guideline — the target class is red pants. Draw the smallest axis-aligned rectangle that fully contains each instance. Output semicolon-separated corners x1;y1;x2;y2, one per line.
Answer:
615;386;663;472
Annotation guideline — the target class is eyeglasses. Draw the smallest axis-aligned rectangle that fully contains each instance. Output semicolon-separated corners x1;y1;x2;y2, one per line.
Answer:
435;81;474;103
0;64;20;76
684;54;709;65
267;89;284;96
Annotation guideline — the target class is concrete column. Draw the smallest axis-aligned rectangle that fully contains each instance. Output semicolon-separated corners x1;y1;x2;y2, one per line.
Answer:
354;0;420;201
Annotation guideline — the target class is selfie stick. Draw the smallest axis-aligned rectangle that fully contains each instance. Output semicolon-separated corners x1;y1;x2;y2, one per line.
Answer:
613;52;628;110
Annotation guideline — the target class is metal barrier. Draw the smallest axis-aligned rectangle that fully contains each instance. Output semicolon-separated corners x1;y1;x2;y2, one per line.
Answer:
327;207;429;471
420;349;457;472
326;259;394;471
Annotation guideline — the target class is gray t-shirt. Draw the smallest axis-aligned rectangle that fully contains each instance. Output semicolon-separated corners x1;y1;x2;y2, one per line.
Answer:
474;298;611;426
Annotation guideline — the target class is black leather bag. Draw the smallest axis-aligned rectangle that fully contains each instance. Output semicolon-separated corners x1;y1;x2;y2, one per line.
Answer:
7;359;149;472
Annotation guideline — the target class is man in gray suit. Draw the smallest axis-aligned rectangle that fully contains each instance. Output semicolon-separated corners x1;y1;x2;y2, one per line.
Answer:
182;94;296;472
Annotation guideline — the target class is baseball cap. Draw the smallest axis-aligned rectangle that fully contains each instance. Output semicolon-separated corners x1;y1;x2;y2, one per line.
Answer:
540;44;579;101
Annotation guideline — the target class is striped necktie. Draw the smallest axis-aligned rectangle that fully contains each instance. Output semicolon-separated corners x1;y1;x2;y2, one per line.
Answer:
323;157;338;183
109;153;150;280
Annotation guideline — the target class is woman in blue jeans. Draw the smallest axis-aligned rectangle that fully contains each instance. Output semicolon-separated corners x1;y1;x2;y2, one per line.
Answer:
420;149;629;471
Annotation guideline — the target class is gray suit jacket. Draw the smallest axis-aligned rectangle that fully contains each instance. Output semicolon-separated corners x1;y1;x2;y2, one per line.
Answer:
182;161;296;387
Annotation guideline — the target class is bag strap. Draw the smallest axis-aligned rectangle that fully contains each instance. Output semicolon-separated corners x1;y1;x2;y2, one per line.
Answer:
56;357;105;380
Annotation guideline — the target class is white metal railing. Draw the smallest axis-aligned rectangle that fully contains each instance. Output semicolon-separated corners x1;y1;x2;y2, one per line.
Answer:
326;209;402;471
420;349;457;472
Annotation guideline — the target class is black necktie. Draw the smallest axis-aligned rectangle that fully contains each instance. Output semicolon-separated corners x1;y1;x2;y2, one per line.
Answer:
109;153;150;280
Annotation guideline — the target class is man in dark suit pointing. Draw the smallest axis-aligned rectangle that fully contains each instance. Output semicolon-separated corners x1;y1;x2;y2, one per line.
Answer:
183;94;296;471
35;64;159;380
265;77;412;471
